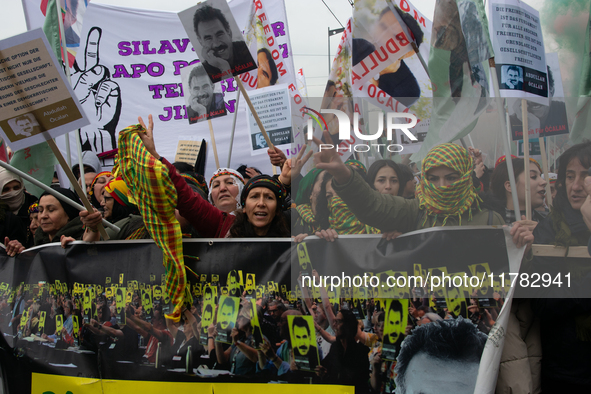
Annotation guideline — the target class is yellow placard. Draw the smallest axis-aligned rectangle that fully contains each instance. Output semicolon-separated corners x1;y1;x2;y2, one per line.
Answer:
55;315;63;336
141;289;153;315
31;375;353;394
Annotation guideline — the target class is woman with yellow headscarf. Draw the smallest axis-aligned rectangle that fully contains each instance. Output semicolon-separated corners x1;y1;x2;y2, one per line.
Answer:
314;142;532;247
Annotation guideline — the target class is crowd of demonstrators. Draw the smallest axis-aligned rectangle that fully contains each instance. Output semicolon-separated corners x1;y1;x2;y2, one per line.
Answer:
2;110;591;392
366;160;416;199
486;156;548;226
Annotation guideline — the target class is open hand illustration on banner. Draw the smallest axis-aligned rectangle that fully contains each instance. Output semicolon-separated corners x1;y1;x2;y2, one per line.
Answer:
73;27;122;161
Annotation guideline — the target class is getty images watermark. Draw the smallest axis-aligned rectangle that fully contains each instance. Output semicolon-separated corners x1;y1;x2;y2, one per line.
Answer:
305;108;418;154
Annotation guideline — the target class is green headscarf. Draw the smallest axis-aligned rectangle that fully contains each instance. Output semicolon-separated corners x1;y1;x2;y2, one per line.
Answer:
295;168;324;205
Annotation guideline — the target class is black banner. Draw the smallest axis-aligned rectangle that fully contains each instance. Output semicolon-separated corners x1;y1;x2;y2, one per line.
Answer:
0;239;290;393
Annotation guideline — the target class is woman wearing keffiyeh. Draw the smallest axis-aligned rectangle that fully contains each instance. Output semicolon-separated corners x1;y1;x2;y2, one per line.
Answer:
313;140;534;248
415;143;481;226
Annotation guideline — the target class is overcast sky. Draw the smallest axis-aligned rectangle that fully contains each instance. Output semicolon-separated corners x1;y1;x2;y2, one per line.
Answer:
0;0;438;97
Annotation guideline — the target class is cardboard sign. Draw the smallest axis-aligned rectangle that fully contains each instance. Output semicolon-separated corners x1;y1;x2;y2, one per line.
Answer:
0;29;88;151
180;63;227;124
178;0;256;83
246;85;293;155
382;299;408;361
215;295;239;344
244;274;257;299
288;315;320;372
200;299;215;345
174;139;203;165
489;0;548;104
226;270;243;298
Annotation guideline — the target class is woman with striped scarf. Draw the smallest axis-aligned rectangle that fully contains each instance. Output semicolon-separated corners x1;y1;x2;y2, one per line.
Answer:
313;141;533;248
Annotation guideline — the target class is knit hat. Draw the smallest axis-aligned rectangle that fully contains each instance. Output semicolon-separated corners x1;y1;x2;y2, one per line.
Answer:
88;171;113;197
181;172;209;197
544;172;557;184
416;143;479;226
295;168;324;205
0;167;24;214
28;202;39;215
344;159;367;177
495;154;541;170
240;175;287;210
39;187;80;221
105;177;135;208
208;168;245;210
88;171;113;207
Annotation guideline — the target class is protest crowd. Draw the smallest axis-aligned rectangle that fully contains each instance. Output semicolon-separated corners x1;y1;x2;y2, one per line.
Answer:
2;119;591;393
1;0;591;393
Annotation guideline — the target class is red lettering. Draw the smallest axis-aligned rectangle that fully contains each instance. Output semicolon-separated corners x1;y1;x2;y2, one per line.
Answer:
400;0;411;12
385;96;395;111
413;10;426;28
377;90;386;104
396;32;410;47
368;84;376;98
374;47;388;62
267;36;275;47
351;71;361;85
272;49;280;60
254;0;263;11
359;59;371;77
24;147;31;160
385;38;400;54
368;53;379;71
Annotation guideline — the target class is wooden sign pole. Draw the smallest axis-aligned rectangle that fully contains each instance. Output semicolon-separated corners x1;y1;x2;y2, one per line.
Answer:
47;139;110;240
538;137;553;207
522;98;531;220
234;77;277;174
207;119;220;169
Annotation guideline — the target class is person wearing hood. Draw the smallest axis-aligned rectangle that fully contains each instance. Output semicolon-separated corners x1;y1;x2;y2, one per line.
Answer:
72;151;102;180
0;167;38;243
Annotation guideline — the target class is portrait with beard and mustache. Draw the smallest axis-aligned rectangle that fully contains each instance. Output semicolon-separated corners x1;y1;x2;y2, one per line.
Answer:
289;315;320;372
181;63;227;124
179;1;256;83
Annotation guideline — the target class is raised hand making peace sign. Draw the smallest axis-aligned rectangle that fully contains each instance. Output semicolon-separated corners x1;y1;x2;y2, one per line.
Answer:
72;27;121;163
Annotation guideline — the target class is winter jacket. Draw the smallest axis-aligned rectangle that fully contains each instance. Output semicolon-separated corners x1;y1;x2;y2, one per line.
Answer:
331;170;505;232
163;158;234;238
34;217;85;246
528;197;591;389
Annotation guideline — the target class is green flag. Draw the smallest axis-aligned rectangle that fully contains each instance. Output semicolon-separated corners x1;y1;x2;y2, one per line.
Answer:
42;0;64;65
10;142;58;197
412;0;493;162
